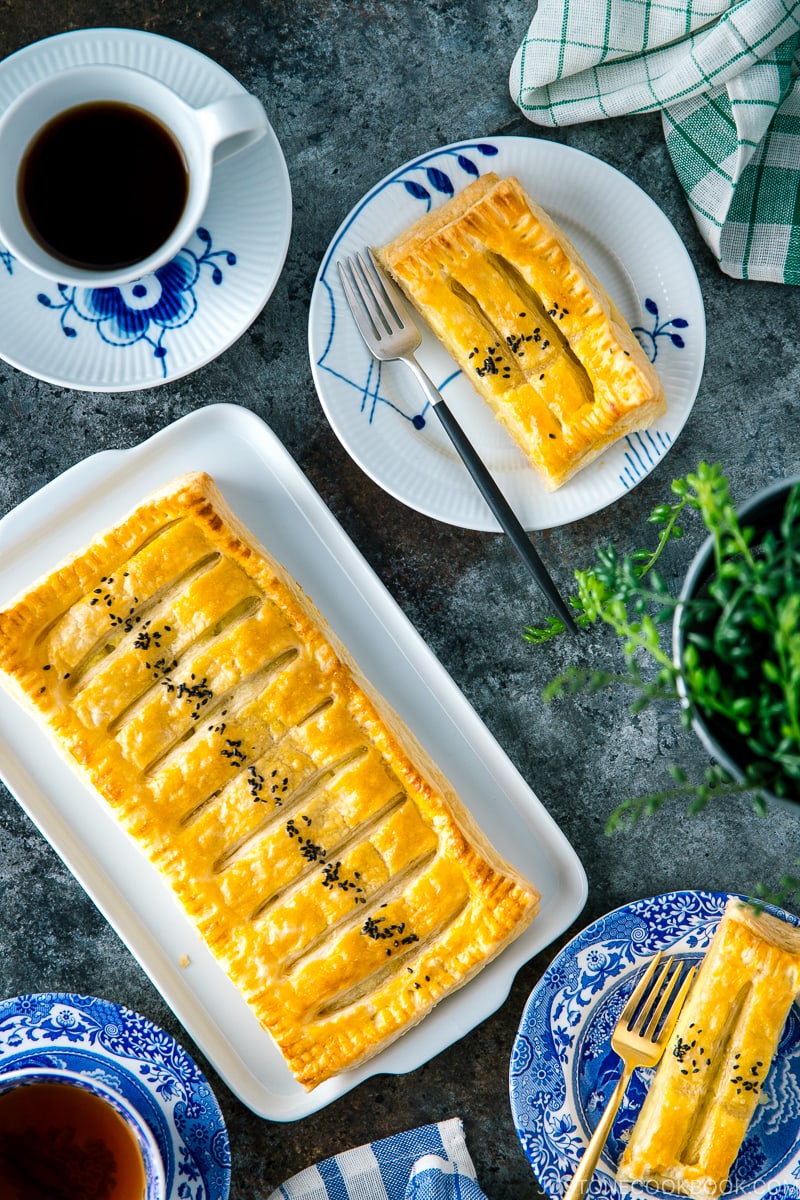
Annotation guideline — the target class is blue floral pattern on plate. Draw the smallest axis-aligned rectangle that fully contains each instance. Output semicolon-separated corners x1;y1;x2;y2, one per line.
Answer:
398;143;499;209
309;135;706;532
33;227;236;379
632;298;688;363
510;891;800;1200
0;992;230;1200
318;147;689;440
0;28;292;392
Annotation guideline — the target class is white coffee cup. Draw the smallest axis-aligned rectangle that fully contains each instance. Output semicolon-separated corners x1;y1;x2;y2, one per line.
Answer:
0;64;268;287
0;1065;166;1200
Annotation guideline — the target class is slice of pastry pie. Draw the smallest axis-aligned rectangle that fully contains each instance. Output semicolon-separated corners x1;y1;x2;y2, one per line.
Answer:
0;471;540;1090
376;173;667;491
617;898;800;1198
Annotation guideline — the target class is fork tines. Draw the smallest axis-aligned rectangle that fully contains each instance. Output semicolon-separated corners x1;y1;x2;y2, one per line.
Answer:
337;251;406;346
623;953;697;1041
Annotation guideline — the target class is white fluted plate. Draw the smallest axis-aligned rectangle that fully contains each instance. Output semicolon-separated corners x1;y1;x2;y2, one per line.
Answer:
0;28;291;391
309;136;705;531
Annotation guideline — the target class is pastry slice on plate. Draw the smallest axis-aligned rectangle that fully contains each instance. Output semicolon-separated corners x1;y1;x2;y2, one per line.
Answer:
376;173;666;491
0;471;540;1090
618;898;800;1198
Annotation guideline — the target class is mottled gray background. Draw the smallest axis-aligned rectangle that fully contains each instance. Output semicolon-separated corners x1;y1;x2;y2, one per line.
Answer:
0;3;798;1198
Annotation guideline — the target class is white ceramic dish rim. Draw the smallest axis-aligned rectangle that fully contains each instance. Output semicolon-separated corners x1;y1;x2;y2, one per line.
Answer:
308;135;706;532
0;28;292;391
0;401;587;1120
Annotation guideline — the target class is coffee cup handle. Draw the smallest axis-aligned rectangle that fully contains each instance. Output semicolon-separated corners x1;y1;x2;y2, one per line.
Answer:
196;93;269;164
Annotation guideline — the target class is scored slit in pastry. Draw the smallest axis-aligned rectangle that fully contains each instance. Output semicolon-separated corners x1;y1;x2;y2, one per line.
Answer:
376;173;667;491
0;471;540;1090
617;898;800;1198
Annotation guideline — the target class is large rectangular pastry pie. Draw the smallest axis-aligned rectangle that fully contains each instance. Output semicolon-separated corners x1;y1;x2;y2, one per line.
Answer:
376;173;667;491
0;472;540;1090
617;898;800;1198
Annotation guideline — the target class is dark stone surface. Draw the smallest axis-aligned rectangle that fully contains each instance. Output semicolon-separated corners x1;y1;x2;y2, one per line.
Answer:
0;4;798;1199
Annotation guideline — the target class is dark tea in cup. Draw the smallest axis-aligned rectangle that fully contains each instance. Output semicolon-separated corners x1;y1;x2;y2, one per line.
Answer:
0;1073;161;1200
0;64;268;286
18;101;189;272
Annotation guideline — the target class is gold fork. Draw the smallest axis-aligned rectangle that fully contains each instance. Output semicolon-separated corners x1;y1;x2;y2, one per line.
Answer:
563;952;696;1200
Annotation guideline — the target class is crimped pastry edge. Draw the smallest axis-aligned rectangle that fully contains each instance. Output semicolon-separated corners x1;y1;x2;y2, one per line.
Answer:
376;173;667;490
0;470;541;1089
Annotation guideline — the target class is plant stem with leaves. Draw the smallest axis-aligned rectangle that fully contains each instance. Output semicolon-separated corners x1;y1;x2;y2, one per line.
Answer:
525;463;800;908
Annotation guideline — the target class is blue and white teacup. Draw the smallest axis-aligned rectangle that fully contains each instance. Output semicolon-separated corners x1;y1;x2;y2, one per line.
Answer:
0;62;268;287
0;1065;166;1200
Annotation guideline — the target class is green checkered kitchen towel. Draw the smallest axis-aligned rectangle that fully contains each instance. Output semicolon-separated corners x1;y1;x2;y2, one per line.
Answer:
510;0;800;283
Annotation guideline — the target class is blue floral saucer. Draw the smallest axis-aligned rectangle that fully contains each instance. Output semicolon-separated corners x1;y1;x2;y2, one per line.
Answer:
0;992;230;1200
0;28;291;390
510;891;800;1200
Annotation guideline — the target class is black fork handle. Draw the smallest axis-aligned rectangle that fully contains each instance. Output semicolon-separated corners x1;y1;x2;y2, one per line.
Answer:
404;354;578;634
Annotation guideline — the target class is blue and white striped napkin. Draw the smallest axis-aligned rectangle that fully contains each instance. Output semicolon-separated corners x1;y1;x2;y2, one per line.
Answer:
268;1119;489;1200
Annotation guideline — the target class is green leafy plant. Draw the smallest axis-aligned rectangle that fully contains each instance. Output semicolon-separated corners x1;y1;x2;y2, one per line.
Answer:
525;462;800;909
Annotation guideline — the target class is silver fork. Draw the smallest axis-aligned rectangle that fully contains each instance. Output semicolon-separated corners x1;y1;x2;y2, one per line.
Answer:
337;250;578;634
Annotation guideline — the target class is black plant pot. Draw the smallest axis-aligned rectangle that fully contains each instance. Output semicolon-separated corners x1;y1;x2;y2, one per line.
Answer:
672;473;800;808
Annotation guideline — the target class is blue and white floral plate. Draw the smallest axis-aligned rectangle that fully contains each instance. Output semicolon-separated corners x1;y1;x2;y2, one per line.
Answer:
510;890;800;1200
309;136;705;531
0;29;291;391
0;992;230;1199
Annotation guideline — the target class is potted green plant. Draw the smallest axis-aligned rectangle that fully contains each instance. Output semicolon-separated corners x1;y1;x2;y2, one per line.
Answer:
526;462;800;905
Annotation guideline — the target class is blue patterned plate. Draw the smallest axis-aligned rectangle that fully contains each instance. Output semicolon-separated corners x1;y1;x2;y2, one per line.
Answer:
0;992;230;1200
510;891;800;1200
309;136;705;532
0;29;291;390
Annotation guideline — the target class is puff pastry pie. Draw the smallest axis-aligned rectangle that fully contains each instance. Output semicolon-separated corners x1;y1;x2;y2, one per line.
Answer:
618;899;800;1198
0;472;540;1090
376;173;667;491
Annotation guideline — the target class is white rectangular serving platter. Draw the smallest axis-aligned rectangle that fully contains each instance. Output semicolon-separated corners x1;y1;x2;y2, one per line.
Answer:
0;403;587;1120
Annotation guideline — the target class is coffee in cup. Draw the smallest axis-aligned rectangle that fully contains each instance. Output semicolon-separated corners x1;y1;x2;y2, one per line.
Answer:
0;1067;166;1200
19;100;189;275
0;64;269;287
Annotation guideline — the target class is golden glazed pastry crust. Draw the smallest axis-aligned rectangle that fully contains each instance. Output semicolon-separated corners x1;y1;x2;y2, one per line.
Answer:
0;472;540;1090
376;174;667;491
617;899;800;1198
